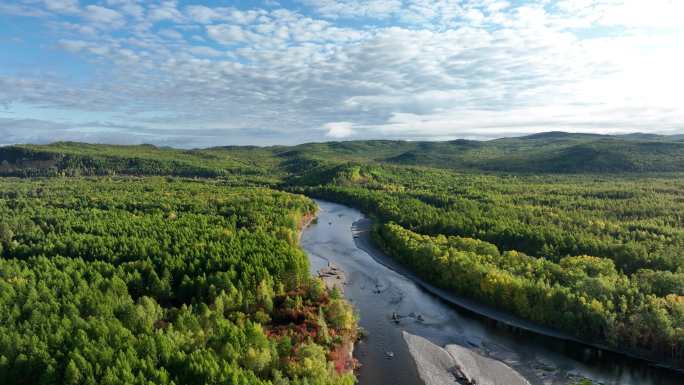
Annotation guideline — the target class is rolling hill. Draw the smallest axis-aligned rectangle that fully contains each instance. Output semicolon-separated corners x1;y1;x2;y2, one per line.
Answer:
2;132;684;177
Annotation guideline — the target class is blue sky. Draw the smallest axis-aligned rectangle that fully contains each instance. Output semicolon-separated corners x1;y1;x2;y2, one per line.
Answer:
1;0;683;148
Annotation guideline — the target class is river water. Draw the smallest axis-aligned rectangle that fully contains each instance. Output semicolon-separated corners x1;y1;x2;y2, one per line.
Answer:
300;200;683;385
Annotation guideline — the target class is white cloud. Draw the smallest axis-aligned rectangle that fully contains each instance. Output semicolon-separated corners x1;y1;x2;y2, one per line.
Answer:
325;122;355;138
486;1;510;13
185;5;223;24
107;0;144;19
230;9;261;25
206;24;249;45
43;0;79;14
598;0;684;28
58;39;88;52
189;46;223;57
83;5;125;27
60;21;97;36
147;1;183;23
301;0;402;19
0;3;50;17
158;28;183;40
3;0;684;145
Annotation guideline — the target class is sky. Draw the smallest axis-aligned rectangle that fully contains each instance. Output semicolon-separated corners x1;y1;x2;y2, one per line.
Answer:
0;0;683;148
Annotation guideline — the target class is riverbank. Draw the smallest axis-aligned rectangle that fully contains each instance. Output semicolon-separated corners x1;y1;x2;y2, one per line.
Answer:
350;216;684;374
403;331;530;385
299;208;357;376
297;211;316;241
350;217;576;340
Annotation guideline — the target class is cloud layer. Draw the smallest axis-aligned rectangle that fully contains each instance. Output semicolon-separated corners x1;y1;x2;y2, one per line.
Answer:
0;0;683;147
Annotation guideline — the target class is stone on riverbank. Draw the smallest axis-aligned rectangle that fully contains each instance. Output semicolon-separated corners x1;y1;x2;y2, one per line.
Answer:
318;263;346;293
403;331;530;385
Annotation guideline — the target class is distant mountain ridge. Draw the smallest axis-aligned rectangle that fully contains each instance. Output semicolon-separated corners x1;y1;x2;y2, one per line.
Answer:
2;131;684;176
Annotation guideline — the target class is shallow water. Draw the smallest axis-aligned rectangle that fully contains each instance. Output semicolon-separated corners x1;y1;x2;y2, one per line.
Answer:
300;200;684;385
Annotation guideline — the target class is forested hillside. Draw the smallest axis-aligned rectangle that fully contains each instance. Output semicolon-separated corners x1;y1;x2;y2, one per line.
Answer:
0;178;355;385
2;134;684;371
4;132;684;176
0;142;282;182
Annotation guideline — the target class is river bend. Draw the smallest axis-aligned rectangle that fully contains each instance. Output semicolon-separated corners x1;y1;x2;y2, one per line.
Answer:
301;200;682;385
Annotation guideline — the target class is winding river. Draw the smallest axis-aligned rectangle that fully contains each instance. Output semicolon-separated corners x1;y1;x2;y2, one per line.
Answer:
301;200;683;385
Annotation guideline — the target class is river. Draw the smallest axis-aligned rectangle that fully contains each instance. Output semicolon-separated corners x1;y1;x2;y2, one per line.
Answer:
300;200;684;385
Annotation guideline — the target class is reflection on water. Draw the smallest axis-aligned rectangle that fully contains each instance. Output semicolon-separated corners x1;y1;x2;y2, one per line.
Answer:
300;200;684;385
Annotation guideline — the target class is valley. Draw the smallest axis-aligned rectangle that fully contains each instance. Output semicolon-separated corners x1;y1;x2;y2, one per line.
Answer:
1;133;684;384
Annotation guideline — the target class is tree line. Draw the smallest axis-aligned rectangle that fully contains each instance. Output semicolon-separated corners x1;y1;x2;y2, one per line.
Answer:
374;222;684;363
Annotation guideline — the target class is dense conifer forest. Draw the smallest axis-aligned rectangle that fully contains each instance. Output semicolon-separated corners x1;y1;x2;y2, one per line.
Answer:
0;178;355;385
1;132;684;383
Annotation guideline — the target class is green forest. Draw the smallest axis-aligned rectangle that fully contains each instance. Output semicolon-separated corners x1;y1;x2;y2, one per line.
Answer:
0;178;355;385
2;133;684;383
5;131;684;178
